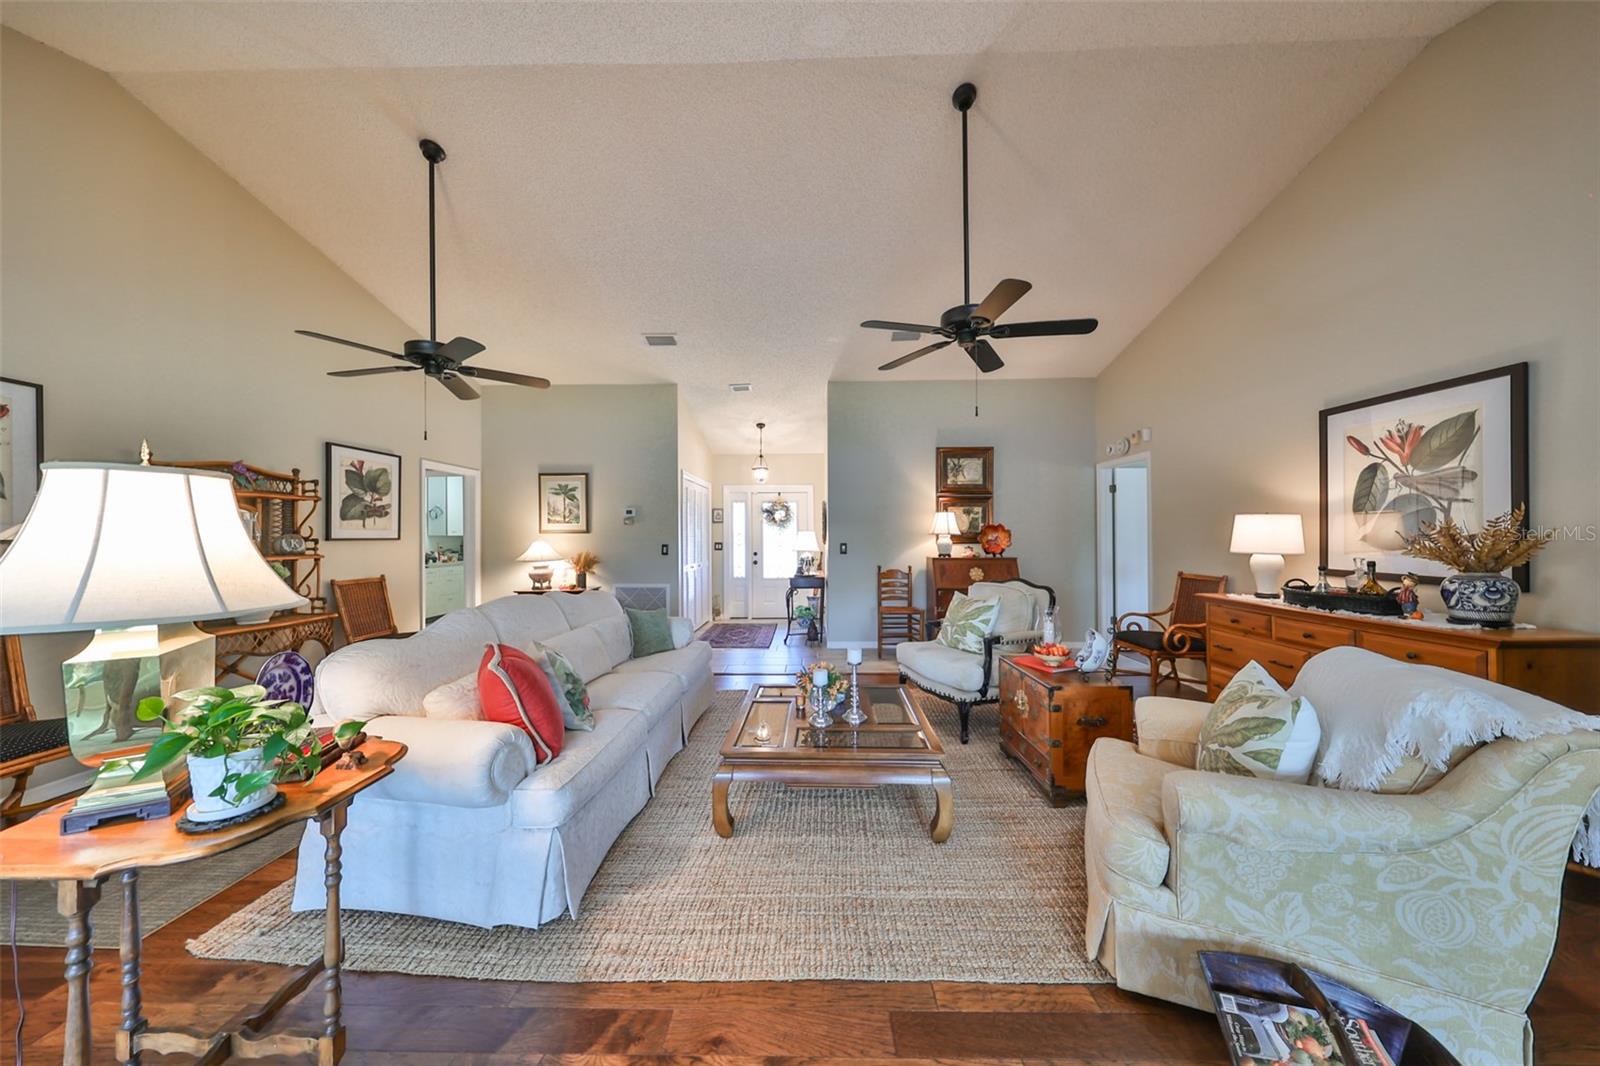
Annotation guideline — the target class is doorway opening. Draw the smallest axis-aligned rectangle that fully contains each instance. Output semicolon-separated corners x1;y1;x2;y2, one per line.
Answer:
680;471;712;630
1096;456;1151;630
420;460;481;626
721;484;815;619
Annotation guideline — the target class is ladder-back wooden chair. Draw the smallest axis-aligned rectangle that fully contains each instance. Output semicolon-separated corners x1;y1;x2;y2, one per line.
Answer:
1108;571;1228;693
876;566;926;658
331;576;400;645
1;635;76;827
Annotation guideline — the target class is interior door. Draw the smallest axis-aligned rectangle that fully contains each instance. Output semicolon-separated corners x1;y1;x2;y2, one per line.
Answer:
1097;459;1151;627
680;473;712;629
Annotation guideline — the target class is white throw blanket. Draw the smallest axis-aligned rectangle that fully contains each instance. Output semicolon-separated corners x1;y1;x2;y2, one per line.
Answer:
1290;647;1600;867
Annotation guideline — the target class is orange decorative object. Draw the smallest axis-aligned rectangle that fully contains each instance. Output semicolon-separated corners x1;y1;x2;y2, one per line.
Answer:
978;523;1012;556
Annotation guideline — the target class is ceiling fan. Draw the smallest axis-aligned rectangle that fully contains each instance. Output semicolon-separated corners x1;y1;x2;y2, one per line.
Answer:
296;138;550;400
863;82;1098;374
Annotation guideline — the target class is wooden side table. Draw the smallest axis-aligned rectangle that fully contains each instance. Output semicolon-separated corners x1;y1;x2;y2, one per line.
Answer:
0;739;405;1066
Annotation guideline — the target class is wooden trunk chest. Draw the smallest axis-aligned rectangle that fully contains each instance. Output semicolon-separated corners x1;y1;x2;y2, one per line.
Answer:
998;656;1134;805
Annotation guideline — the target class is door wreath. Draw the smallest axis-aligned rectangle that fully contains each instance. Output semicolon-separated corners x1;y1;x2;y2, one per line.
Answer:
762;498;793;529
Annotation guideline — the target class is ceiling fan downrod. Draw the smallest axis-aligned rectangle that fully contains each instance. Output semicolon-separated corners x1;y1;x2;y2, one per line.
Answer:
953;82;975;308
420;138;446;344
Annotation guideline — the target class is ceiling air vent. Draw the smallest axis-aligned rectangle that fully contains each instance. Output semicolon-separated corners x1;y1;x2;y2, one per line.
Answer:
890;330;921;341
728;383;753;393
644;333;677;347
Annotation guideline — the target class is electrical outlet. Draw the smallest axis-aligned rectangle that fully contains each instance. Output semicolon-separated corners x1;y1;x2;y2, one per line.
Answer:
839;543;848;555
660;544;669;556
714;542;723;551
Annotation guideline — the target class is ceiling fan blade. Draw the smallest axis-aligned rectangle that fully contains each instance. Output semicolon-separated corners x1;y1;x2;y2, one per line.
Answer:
461;366;552;389
438;374;480;400
988;318;1099;339
328;366;421;378
861;319;944;335
437;336;486;363
877;339;951;371
966;339;1005;373
972;279;1031;325
295;329;408;360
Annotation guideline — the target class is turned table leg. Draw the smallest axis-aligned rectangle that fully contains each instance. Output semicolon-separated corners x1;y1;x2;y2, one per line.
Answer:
318;802;349;1066
929;769;954;843
57;878;104;1066
115;870;146;1065
711;767;735;838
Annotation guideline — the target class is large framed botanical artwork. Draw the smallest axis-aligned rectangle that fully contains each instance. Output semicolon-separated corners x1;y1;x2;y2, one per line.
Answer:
539;472;590;533
1319;363;1528;588
326;442;402;540
0;377;43;529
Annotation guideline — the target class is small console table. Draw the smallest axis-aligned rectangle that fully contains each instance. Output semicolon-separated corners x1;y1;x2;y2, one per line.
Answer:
785;573;826;643
0;739;405;1066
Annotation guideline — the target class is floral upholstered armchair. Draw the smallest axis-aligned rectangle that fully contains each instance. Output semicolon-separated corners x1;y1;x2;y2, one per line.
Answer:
1083;684;1600;1065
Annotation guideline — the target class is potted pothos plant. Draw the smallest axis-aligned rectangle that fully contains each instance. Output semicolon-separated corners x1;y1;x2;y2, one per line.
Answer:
130;685;361;824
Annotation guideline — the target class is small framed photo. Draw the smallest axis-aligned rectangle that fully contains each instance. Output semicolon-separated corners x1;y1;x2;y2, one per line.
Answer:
540;472;590;533
712;507;725;524
938;494;992;543
0;376;44;528
326;442;402;540
936;446;993;494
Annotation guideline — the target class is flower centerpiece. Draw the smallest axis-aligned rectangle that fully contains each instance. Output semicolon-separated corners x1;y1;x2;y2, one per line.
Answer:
130;684;361;824
795;661;849;709
1402;504;1549;626
570;550;600;590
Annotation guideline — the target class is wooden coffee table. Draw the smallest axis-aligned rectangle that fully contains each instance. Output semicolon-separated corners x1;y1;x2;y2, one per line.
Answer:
713;682;953;842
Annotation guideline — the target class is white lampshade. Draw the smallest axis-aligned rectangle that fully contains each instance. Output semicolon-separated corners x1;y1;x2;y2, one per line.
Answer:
516;539;565;563
930;512;962;536
0;462;307;633
794;531;821;552
1230;513;1306;555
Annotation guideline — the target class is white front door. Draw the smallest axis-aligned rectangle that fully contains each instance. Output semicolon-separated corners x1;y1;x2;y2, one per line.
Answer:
680;472;712;629
723;485;813;619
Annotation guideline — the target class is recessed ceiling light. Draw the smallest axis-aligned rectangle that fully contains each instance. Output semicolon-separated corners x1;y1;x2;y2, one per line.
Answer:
644;333;677;347
728;383;752;393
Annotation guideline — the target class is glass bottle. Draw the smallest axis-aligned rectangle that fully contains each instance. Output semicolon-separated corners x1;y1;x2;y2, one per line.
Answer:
1358;560;1386;596
1312;566;1332;594
1345;557;1366;592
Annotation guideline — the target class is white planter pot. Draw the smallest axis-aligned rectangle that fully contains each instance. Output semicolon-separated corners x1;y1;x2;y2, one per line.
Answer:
185;748;278;823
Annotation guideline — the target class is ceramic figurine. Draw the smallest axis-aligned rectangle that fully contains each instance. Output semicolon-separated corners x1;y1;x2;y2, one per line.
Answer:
1395;572;1422;617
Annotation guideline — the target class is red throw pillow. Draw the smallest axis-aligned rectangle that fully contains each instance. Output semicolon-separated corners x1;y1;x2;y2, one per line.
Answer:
477;643;564;764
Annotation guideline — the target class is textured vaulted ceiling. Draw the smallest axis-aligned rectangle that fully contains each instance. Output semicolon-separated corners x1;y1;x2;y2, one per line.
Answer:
2;1;1483;452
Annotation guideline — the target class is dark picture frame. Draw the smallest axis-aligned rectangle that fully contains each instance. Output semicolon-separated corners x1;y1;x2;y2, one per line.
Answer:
938;494;992;544
539;472;590;533
325;441;403;541
0;377;44;528
1319;363;1529;589
936;446;994;494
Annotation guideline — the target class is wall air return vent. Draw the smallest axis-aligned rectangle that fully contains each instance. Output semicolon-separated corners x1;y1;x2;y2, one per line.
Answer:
728;383;753;393
644;334;677;347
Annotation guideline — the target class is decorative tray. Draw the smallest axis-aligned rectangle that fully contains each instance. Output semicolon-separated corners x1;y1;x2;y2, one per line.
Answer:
1281;580;1403;617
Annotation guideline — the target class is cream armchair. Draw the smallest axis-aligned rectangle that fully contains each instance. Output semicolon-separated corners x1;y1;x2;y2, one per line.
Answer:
1084;695;1600;1066
896;578;1054;743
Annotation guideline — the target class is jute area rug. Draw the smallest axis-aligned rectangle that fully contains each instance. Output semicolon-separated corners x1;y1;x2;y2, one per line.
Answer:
188;689;1110;984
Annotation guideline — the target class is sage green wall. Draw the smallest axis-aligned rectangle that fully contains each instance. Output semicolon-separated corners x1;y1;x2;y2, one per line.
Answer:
481;385;680;606
1092;2;1600;630
827;380;1097;644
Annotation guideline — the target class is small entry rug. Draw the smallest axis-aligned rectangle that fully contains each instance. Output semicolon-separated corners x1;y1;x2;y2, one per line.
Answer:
188;690;1110;985
702;622;778;649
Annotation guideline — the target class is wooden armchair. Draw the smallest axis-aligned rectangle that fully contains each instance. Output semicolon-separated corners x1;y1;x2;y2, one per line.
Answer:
1;635;76;827
1108;571;1227;692
331;576;399;644
876;566;926;657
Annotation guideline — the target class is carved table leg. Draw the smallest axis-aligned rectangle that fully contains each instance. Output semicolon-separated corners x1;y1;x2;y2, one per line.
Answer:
318;802;349;1066
711;767;735;838
929;769;954;843
116;870;146;1065
57;878;104;1066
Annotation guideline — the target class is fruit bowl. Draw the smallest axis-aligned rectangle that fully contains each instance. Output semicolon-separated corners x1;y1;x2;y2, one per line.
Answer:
1032;642;1072;667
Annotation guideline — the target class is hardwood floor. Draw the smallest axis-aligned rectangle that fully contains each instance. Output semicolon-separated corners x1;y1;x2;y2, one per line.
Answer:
5;662;1597;1063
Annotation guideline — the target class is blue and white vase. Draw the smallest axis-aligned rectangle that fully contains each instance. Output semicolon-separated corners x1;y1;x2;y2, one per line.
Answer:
1439;571;1519;627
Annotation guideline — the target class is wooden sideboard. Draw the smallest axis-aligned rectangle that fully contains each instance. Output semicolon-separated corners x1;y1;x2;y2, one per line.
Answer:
1201;593;1600;713
926;556;1020;622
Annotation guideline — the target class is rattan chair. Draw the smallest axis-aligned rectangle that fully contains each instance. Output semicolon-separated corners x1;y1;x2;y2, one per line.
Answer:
1107;571;1228;692
331;575;400;644
876;565;926;658
0;635;75;827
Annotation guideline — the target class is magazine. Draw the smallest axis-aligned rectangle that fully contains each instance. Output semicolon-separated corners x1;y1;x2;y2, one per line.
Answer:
1215;992;1346;1066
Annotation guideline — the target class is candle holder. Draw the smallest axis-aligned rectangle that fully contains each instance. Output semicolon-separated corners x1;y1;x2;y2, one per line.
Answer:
842;663;867;726
806;684;833;730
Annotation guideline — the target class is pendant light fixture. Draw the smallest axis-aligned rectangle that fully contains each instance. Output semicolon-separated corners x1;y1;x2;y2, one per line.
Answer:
751;422;770;484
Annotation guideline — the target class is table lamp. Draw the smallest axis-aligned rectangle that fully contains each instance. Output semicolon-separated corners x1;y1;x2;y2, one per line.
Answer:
930;512;961;557
517;539;565;590
794;530;821;574
1230;513;1306;598
0;460;308;829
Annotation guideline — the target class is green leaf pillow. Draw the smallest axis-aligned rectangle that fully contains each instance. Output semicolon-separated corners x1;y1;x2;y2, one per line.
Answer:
626;607;675;658
935;592;1001;654
1196;661;1321;782
528;642;595;731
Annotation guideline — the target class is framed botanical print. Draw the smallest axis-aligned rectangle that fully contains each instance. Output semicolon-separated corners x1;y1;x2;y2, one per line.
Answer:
326;442;402;540
938;494;992;544
936;446;993;494
1319;363;1529;587
0;377;43;529
540;472;590;533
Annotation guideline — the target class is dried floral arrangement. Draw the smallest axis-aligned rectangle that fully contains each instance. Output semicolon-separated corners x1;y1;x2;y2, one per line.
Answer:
570;550;600;574
1402;504;1549;573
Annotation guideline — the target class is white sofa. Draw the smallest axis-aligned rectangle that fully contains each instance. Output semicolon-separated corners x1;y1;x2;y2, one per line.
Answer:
290;590;713;929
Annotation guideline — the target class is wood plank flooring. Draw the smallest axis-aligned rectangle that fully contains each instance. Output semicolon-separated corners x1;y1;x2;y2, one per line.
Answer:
5;666;1597;1063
